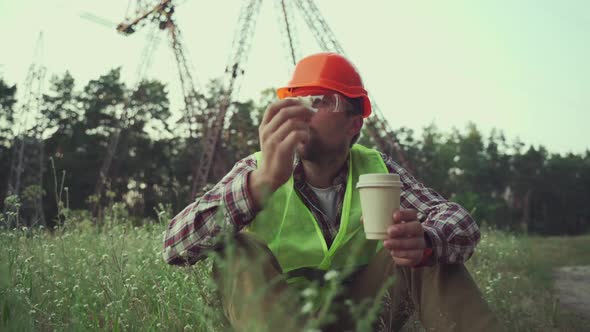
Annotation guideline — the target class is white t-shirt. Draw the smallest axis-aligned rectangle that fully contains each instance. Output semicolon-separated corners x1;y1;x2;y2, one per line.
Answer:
306;182;339;223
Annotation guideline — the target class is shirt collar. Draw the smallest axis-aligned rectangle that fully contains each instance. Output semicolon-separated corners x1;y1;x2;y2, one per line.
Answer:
293;154;349;187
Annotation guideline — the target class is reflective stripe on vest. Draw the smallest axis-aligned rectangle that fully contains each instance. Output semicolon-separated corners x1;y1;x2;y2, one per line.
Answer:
246;144;389;284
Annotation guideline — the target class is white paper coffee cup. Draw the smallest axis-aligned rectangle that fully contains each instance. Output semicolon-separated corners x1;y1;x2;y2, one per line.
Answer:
356;173;402;240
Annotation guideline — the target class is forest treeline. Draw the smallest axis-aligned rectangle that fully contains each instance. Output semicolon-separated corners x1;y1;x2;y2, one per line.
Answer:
1;69;588;235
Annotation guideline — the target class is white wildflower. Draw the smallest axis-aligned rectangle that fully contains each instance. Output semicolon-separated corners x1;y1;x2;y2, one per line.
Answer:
324;270;339;281
301;302;313;314
301;287;317;298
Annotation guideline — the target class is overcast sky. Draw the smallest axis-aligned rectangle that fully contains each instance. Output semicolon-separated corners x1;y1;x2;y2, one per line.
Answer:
1;0;588;154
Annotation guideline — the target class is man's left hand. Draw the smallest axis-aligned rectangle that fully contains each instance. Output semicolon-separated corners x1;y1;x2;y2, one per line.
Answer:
383;209;426;267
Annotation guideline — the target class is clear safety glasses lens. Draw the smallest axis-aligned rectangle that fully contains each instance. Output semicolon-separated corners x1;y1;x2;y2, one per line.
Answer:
294;94;342;113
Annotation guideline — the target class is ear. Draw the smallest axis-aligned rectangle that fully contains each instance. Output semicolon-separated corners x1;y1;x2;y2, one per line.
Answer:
348;116;363;136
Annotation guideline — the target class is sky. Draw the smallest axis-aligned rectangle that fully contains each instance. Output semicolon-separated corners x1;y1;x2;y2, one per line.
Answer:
1;0;588;154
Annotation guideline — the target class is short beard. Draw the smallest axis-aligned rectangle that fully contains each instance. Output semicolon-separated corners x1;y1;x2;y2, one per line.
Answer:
297;132;348;164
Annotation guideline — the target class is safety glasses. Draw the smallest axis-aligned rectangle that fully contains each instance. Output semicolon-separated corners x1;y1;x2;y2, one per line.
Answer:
289;93;343;113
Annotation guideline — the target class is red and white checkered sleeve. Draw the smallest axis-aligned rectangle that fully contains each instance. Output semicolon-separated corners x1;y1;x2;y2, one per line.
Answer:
380;152;481;264
162;154;259;266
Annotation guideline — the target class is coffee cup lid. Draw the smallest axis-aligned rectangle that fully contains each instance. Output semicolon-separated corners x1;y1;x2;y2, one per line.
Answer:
356;173;401;188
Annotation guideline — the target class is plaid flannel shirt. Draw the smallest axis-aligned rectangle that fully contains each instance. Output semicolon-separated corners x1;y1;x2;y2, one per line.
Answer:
162;151;480;266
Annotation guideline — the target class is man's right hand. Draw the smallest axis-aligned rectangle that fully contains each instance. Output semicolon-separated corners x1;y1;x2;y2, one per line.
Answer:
249;98;313;209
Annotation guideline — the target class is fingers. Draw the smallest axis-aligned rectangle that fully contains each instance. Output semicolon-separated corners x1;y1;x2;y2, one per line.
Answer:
261;98;299;126
269;115;310;144
260;103;312;157
261;99;312;130
280;129;310;153
383;237;424;251
393;209;418;223
262;105;312;140
384;210;425;267
391;257;414;266
254;99;314;192
389;249;423;259
387;221;423;239
389;249;423;267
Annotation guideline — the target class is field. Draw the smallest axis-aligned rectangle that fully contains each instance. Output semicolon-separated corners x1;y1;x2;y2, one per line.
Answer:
1;216;589;331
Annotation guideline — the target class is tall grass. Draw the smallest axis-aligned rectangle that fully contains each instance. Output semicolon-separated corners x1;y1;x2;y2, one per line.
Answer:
0;223;225;331
1;205;589;331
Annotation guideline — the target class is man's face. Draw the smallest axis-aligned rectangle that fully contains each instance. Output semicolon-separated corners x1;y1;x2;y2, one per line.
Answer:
296;94;362;162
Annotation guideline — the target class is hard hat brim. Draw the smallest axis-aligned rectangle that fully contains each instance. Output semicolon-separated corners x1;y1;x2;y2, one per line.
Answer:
277;84;372;118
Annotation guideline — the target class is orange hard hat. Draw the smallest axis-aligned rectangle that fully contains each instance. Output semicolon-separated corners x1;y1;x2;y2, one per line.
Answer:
277;52;372;118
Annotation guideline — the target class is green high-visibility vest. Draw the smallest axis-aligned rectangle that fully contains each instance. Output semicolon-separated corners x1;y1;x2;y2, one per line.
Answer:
247;144;389;287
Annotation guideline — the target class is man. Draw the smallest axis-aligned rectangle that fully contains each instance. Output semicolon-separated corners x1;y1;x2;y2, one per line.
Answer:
163;52;502;331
